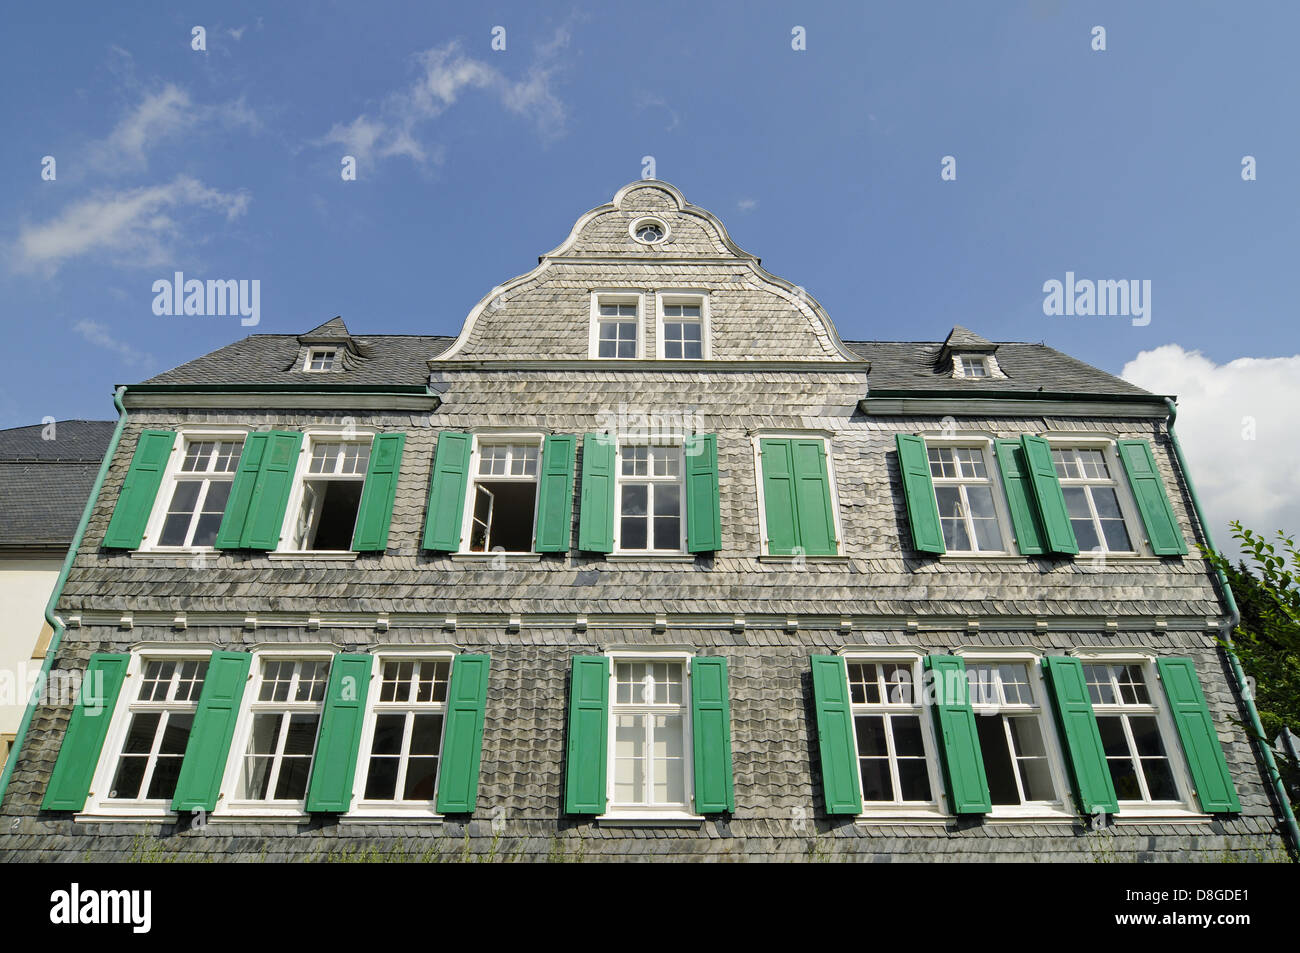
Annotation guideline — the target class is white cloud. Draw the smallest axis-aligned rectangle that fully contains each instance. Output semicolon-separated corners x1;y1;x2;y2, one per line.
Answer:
319;33;569;168
89;84;258;174
737;198;758;211
73;319;154;368
1121;344;1300;555
12;175;250;273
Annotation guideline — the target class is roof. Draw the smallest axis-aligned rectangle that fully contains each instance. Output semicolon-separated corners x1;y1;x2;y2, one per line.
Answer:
846;340;1154;398
140;323;1150;399
0;420;115;550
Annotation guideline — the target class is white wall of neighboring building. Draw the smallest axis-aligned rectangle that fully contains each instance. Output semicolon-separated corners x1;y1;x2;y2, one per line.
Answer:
0;557;62;767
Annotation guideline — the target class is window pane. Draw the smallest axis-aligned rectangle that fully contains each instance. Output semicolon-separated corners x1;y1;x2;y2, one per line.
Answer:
1140;756;1179;801
897;759;932;802
410;713;444;756
1084;665;1115;705
283;713;319;756
855;715;888;757
371;713;405;755
883;664;913;704
110;754;148;800
403;757;439;801
614;714;645;804
860;758;893;801
122;712;160;753
1128;716;1166;757
976;715;1020;805
653;715;685;804
364;757;399;800
848;663;880;704
1096;715;1129;757
892;715;925;757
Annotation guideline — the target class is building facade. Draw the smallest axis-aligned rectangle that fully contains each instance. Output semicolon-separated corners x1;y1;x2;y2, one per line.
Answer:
0;181;1287;861
0;421;114;773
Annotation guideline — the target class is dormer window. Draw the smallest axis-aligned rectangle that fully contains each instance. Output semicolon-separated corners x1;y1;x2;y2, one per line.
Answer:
306;348;337;372
957;356;989;378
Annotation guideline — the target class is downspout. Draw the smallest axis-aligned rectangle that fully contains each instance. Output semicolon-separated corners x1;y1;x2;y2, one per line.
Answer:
1164;396;1299;856
0;386;129;809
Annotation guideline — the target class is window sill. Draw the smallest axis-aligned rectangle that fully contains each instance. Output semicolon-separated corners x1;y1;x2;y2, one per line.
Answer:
606;553;696;563
855;813;950;826
1111;809;1211;824
982;811;1079;824
759;554;848;563
130;549;214;559
450;553;542;564
74;811;179;824
268;552;359;562
206;812;310;823
340;814;445;825
598;811;705;827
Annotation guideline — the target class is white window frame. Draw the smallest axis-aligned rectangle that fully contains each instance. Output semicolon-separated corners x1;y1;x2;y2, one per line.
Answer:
213;647;335;819
304;348;338;372
750;430;845;558
920;435;1016;556
1069;649;1201;817
1041;435;1147;556
348;649;456;819
613;439;687;554
275;428;376;554
588;292;645;360
956;355;989;378
81;647;214;819
138;428;248;552
601;648;700;822
457;431;545;555
841;649;947;819
629;216;670;245
654;291;710;360
954;648;1075;819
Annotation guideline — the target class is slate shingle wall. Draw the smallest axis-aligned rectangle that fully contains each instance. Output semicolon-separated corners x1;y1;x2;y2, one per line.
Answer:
0;625;1286;862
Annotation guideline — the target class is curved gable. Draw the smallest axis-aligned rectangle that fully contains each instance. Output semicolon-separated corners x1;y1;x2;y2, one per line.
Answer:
437;180;860;363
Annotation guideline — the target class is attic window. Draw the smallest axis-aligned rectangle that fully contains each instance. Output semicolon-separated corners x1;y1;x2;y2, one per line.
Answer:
306;348;337;372
630;217;669;245
957;356;989;378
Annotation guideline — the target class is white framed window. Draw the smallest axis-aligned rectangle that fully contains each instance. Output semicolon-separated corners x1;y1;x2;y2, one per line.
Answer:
606;651;696;817
280;433;372;552
926;441;1012;553
351;655;452;817
962;656;1071;815
629;216;670;245
1049;443;1139;554
957;355;989;378
589;293;644;359
1083;660;1190;808
84;651;210;816
845;655;943;815
142;433;246;550
304;348;337;372
655;293;709;359
218;653;332;815
461;434;543;554
614;442;684;553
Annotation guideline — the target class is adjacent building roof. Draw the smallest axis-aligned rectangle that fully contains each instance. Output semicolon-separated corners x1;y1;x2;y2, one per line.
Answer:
141;323;1154;399
0;420;115;551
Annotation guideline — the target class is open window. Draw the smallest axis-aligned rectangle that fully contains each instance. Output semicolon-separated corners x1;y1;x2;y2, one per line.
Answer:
292;440;370;551
465;440;540;553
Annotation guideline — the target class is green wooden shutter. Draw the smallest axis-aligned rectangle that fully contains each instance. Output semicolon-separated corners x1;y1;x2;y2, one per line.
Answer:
1116;439;1188;555
1019;434;1079;555
214;433;267;549
1156;658;1241;813
809;655;862;814
564;655;609;814
305;654;373;812
421;432;472;551
42;654;131;811
239;431;303;550
435;654;491;813
925;654;992;814
894;434;945;554
350;434;406;552
1041;656;1119;815
102;431;176;549
690;656;735;812
534;434;576;553
171;651;252;812
684;434;722;553
760;439;800;555
791;438;838;555
993;439;1047;555
577;434;615;553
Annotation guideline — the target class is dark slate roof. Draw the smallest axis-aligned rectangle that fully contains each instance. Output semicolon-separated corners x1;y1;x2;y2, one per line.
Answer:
0;420;115;549
143;334;457;386
941;325;997;352
846;340;1155;398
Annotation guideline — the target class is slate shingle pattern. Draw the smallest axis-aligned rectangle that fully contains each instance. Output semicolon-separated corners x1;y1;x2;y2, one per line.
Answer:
0;420;115;549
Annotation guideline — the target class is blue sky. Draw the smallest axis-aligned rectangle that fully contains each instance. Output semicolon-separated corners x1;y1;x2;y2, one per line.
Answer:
1;1;1296;543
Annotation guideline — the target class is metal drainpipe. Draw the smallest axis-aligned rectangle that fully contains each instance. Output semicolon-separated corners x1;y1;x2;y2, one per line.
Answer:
1163;396;1299;856
0;386;129;809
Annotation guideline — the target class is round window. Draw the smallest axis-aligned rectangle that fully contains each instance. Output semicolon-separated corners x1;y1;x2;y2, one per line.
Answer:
630;217;668;244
